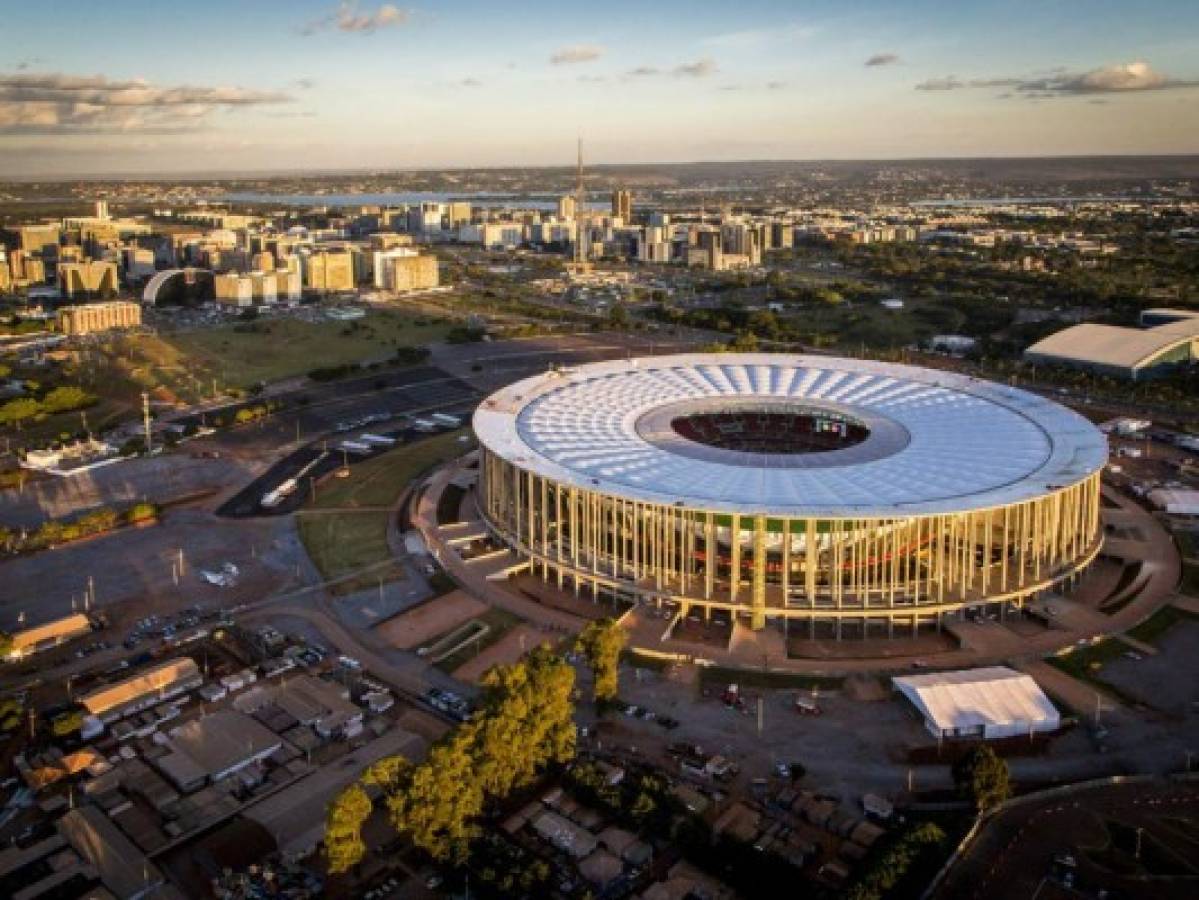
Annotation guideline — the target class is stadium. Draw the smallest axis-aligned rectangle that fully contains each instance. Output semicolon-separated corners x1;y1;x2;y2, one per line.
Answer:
472;354;1107;639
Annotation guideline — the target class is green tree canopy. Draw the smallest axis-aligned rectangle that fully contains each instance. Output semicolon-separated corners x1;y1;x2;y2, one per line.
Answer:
40;386;95;414
325;783;372;874
576;618;626;705
0;397;41;427
952;745;1011;812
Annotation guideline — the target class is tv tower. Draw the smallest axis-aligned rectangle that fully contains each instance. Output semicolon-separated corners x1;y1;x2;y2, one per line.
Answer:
573;137;587;266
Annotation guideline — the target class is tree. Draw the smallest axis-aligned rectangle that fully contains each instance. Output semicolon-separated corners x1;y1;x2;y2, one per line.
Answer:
473;646;576;797
952;745;1011;811
325;784;372;874
0;397;41;427
576;618;626;705
387;731;484;862
361;755;411;793
40;386;95;414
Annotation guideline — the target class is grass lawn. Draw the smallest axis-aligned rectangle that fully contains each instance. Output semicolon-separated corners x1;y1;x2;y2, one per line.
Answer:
310;429;473;509
433;607;523;674
697;664;845;692
1182;563;1199;599
1127;604;1199;645
297;429;474;595
135;310;451;391
295;510;402;595
1047;638;1142;706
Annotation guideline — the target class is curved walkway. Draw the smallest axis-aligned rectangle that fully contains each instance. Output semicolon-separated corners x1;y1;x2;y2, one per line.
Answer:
413;456;586;635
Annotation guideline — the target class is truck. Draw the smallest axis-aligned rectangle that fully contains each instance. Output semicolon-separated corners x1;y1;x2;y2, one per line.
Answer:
260;478;297;508
339;440;372;455
412;418;436;432
431;412;462;428
359;433;397;447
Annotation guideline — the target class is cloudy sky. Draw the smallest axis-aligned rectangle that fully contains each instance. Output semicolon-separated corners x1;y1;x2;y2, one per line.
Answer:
2;0;1197;176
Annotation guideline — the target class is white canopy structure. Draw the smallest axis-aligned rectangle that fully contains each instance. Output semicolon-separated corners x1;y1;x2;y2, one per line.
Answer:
893;666;1060;740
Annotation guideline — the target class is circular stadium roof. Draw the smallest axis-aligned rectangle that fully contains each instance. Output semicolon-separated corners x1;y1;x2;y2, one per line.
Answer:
472;354;1107;518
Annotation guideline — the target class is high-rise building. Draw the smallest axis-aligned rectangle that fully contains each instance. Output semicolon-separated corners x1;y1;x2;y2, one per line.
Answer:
14;224;61;257
94;199;110;220
58;260;119;298
557;196;577;220
445;202;472;228
214;273;254;307
305;250;356;292
379;254;439;292
611;189;632;222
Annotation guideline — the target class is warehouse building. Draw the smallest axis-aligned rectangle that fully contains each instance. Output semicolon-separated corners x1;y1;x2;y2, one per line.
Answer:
1;613;93;661
156;711;282;791
1024;318;1199;381
79;658;202;722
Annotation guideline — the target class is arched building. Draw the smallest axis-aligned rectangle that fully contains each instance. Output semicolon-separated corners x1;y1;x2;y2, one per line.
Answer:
473;354;1107;639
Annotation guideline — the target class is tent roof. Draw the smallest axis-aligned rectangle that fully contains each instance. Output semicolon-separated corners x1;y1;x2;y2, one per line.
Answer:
892;666;1058;732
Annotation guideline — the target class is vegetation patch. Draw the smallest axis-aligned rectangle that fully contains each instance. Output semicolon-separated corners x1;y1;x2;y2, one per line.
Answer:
433;607;522;674
297;430;473;593
1126;604;1199;645
0;501;158;557
697;664;844;692
159;311;450;389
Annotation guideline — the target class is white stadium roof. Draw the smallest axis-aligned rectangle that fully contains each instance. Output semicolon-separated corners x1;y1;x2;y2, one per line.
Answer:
473;354;1106;518
893;666;1060;739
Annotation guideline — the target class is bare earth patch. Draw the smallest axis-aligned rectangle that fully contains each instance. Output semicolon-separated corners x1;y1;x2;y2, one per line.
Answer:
373;590;486;649
451;624;547;683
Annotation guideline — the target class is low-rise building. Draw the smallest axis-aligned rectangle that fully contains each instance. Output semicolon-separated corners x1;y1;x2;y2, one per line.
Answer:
2;613;93;661
56;300;141;335
79;657;202;722
156;710;282;790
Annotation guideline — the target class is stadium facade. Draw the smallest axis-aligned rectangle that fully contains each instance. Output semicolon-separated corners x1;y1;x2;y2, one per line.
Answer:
473;354;1107;638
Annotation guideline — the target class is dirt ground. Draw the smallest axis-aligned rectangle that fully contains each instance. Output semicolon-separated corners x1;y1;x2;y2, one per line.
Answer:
373;590;486;649
451;623;544;683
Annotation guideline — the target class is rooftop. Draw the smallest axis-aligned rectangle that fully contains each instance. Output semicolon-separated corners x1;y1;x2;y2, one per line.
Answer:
474;354;1106;517
165;710;282;781
892;666;1059;733
1025;319;1199;371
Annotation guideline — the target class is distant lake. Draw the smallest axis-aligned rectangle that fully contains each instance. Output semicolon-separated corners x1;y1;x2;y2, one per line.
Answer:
218;191;607;212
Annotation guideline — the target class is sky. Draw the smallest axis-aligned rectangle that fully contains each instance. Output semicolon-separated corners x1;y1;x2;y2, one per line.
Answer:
1;0;1198;176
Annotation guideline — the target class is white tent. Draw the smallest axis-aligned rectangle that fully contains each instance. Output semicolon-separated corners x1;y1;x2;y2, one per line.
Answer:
893;666;1059;740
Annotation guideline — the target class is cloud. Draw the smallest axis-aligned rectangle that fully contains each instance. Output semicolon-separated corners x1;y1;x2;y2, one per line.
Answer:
550;44;604;65
674;58;718;78
0;71;291;135
916;61;1198;97
865;53;900;67
625;58;718;80
302;2;409;36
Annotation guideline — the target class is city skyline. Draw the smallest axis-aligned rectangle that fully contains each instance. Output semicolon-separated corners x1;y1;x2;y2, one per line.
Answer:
1;0;1198;176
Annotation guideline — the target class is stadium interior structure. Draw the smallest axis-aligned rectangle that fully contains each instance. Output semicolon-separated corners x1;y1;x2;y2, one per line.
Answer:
473;354;1107;639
